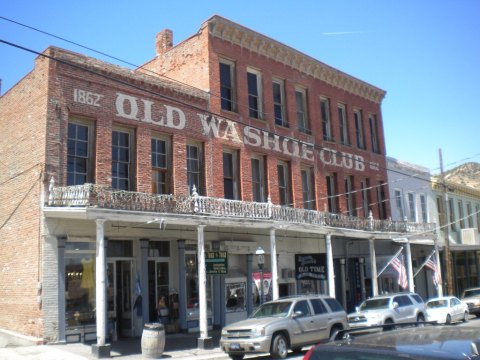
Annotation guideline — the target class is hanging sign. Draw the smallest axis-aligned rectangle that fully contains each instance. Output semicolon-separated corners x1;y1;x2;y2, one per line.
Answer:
205;251;228;274
295;254;327;280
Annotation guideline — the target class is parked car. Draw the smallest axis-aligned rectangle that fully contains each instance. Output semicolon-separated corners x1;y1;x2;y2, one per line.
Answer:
425;296;469;324
347;292;425;328
303;324;480;359
461;287;480;317
219;295;348;360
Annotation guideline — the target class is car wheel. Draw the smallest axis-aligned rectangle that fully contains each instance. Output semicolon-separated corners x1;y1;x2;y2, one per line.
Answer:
446;314;452;325
228;354;245;360
416;314;425;326
271;333;288;359
383;319;395;331
463;312;469;322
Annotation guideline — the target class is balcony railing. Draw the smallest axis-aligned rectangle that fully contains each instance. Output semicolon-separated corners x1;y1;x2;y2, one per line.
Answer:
47;181;436;234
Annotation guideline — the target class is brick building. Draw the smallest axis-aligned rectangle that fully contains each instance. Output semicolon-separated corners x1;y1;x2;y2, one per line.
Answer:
0;15;435;353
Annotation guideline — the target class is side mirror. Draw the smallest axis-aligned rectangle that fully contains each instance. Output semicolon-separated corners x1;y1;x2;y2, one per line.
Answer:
392;302;399;309
292;310;303;318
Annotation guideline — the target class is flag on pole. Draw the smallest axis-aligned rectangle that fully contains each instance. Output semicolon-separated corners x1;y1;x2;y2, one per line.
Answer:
425;257;441;287
391;253;408;289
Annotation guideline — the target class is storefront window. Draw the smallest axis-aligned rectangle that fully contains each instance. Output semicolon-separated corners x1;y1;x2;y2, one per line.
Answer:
226;282;246;312
65;242;96;327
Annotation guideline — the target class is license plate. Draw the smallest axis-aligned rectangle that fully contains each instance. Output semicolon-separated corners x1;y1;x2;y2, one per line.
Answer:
229;343;241;350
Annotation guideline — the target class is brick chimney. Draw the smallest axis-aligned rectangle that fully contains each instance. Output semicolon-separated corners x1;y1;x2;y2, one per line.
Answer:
156;29;173;55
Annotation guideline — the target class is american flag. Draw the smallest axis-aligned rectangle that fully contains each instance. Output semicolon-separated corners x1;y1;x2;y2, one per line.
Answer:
425;257;441;287
391;253;408;289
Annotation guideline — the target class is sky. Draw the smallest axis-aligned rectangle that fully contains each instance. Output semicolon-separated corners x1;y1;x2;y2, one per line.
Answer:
1;0;479;174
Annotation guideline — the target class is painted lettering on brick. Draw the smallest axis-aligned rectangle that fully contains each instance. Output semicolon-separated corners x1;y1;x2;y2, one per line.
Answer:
111;92;373;173
73;89;103;107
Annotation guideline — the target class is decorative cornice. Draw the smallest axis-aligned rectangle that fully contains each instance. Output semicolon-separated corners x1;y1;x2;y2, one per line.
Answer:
206;16;386;104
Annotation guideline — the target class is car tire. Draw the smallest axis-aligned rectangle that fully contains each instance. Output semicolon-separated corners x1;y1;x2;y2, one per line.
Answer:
463;312;469;322
271;333;288;359
228;354;245;360
446;314;452;324
416;314;425;324
383;319;395;331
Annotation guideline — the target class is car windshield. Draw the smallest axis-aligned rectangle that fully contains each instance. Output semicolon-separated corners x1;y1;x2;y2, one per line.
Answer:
358;298;390;310
250;301;292;318
463;289;480;298
427;300;447;308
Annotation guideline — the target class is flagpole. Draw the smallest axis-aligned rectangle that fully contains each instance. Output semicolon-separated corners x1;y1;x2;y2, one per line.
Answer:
413;250;436;278
377;247;404;277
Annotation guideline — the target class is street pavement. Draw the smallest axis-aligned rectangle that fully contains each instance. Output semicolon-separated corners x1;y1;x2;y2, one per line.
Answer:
0;330;229;360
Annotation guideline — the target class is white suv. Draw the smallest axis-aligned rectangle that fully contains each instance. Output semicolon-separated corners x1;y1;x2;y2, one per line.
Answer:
220;295;348;360
348;293;426;329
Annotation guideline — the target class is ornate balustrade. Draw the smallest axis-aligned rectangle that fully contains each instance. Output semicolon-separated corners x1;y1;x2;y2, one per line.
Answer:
47;180;436;234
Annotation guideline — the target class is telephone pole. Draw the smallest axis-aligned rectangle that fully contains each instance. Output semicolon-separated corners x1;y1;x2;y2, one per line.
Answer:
439;149;455;295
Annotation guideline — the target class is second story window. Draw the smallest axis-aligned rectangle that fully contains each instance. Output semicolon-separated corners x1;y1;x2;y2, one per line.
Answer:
369;114;380;153
448;198;456;231
67;119;94;185
354;109;365;149
220;59;236;112
420;194;428;223
295;87;310;134
338;104;350;145
277;161;291;206
344;176;356;216
407;192;416;221
247;68;262;119
326;173;337;214
360;179;370;217
273;79;287;127
377;181;387;219
467;202;474;228
251;156;266;202
112;128;134;190
301;167;315;210
458;200;465;229
151;135;171;194
395;189;405;220
223;149;239;200
320;97;332;141
186;142;203;195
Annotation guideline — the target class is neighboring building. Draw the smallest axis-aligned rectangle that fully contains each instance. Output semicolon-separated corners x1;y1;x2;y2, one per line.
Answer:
386;157;439;299
0;15;435;352
432;174;480;296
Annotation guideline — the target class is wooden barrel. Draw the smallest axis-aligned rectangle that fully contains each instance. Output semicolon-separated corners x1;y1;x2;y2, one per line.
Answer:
141;323;165;359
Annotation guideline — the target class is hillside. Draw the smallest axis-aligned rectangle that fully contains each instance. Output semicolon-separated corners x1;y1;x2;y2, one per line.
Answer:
443;162;480;189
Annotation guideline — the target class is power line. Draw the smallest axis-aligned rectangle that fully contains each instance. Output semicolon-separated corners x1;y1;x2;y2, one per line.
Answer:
2;38;478;214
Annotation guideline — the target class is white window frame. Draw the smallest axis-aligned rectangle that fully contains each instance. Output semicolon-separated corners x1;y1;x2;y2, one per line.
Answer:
407;192;416;221
273;78;287;127
247;67;263;119
338;103;350;145
186;141;203;195
251;155;266;202
295;87;310;134
395;189;405;220
320;97;332;141
354;109;365;149
420;194;428;223
369;113;380;153
301;167;315;210
223;148;240;200
151;133;172;194
277;161;291;207
219;58;236;112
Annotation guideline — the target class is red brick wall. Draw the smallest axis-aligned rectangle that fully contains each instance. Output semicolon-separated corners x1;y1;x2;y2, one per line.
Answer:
145;23;390;218
0;55;49;338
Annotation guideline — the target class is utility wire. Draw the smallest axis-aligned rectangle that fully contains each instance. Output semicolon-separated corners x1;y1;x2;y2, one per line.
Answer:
2;38;479;214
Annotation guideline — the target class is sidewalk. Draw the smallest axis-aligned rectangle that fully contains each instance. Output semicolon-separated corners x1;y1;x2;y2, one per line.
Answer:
0;331;229;360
